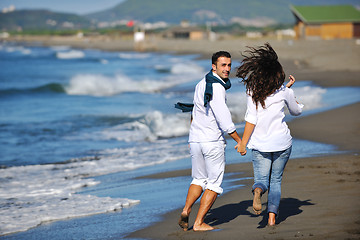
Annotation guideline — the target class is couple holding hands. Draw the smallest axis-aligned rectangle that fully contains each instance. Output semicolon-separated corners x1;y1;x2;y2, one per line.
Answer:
176;43;303;231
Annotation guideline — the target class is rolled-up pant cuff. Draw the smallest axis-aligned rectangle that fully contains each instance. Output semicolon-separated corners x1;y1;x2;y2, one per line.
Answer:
252;182;267;194
191;179;206;191
267;204;278;215
206;184;223;195
190;180;223;195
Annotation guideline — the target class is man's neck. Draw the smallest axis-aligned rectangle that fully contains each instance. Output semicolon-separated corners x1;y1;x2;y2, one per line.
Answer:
212;71;227;83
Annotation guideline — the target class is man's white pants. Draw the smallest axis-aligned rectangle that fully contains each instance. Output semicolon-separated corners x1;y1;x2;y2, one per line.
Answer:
189;141;226;195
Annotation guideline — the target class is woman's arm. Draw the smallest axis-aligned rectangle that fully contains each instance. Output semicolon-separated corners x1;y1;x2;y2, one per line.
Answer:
239;121;255;155
286;88;303;116
286;75;295;88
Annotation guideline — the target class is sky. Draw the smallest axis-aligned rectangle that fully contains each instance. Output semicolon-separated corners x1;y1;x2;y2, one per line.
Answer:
0;0;125;15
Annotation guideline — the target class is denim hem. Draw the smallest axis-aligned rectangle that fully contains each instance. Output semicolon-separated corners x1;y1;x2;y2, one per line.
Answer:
252;182;267;194
267;205;278;215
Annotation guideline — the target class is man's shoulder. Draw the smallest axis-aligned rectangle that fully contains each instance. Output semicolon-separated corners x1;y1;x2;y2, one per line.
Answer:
212;82;226;91
194;78;206;93
195;77;206;87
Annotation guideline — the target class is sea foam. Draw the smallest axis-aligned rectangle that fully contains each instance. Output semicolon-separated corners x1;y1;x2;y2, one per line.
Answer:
0;132;192;236
97;111;191;142
0;161;140;236
56;50;85;59
65;62;204;96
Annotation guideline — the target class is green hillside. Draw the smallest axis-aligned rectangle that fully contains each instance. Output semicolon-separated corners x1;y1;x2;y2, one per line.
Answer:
1;0;359;32
87;0;293;24
86;0;360;25
0;10;92;31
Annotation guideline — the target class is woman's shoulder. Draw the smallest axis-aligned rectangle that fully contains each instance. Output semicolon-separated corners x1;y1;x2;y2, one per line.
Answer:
268;86;294;102
270;85;287;96
277;85;294;95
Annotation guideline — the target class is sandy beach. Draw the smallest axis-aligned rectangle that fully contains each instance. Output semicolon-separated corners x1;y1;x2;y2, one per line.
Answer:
128;104;360;240
6;35;360;239
123;37;359;240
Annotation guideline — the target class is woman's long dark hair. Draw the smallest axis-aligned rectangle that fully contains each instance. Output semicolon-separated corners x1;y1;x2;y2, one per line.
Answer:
236;43;285;109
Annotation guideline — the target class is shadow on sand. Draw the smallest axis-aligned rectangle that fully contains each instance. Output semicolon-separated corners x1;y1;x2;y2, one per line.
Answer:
206;198;314;228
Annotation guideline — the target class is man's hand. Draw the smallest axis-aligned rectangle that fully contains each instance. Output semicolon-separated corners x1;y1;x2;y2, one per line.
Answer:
234;141;241;152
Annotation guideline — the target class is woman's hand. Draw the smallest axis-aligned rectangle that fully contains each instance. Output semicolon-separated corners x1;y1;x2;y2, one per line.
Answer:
236;142;247;155
286;75;295;88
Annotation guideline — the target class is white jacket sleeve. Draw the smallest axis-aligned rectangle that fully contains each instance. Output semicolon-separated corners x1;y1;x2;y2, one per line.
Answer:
286;88;303;116
209;83;236;134
244;94;257;125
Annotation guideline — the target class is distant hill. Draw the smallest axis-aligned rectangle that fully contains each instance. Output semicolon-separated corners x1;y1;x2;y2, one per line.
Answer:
0;10;92;31
86;0;360;25
86;0;294;25
1;0;359;32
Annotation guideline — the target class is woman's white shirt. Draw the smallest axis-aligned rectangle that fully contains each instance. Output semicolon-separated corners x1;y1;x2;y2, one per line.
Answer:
245;86;303;152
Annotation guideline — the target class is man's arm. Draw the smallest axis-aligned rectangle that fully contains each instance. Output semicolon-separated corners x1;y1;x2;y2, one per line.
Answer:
210;84;235;132
229;131;241;151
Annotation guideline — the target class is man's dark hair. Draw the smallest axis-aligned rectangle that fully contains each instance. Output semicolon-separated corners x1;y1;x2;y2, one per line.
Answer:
212;51;231;65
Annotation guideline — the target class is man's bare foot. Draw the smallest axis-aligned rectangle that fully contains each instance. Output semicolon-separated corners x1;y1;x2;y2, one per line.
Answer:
193;223;215;232
268;212;276;226
178;213;189;231
253;188;262;215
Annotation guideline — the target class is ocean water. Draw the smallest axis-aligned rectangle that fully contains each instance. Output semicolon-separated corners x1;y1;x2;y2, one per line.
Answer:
0;42;359;239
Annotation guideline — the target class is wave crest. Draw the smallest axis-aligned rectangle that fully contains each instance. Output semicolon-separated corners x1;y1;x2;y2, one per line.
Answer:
65;68;203;96
56;50;85;59
65;74;170;96
98;111;191;142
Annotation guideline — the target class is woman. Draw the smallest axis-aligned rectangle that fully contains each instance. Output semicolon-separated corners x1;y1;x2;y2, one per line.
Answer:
236;43;303;226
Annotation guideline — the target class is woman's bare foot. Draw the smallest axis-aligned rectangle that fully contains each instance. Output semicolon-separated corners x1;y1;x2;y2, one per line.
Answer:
178;212;189;231
193;222;215;232
268;212;276;226
252;188;262;215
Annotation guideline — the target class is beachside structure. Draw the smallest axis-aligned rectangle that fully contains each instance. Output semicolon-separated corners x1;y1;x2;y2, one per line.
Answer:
163;20;206;40
163;25;206;40
290;5;360;39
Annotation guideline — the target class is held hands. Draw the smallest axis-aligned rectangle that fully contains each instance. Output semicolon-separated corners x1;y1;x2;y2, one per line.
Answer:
235;142;247;155
239;142;247;155
286;75;295;88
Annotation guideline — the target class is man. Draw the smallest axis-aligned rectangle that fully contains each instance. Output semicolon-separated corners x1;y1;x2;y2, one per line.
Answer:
178;51;241;232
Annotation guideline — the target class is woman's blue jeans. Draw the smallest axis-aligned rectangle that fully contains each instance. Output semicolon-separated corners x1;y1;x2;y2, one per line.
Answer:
251;146;292;215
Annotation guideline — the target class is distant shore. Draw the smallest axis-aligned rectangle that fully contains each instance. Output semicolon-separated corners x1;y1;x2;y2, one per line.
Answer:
6;35;360;240
6;34;360;88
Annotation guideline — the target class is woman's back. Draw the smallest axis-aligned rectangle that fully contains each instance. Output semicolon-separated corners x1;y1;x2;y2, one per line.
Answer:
245;86;302;152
